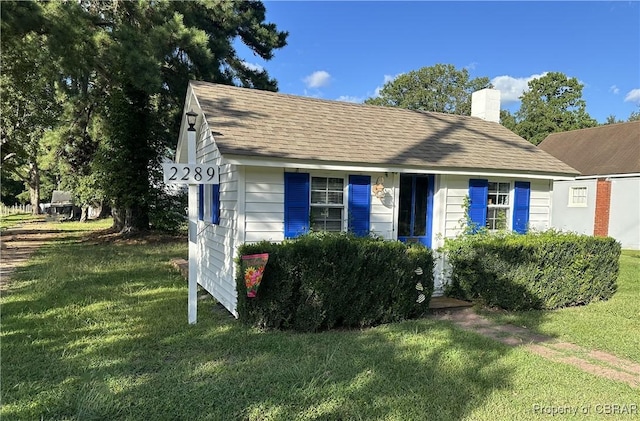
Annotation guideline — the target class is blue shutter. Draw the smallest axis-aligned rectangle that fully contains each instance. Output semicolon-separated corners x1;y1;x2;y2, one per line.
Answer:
513;181;530;234
198;184;204;221
468;179;488;232
425;174;435;248
211;184;220;225
284;172;310;238
348;175;371;237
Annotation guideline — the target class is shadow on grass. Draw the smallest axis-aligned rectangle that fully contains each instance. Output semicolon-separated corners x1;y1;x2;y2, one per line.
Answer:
2;238;515;420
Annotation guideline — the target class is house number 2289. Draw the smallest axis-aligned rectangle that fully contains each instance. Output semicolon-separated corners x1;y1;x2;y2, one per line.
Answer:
162;163;220;185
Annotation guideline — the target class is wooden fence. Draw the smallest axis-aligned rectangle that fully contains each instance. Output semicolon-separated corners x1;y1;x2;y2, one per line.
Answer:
0;204;33;215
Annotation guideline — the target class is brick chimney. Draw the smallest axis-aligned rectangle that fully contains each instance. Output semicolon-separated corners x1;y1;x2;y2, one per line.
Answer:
471;88;501;123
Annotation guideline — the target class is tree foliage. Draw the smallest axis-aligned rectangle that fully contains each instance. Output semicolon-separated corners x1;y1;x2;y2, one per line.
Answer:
2;1;287;230
1;1;62;213
364;64;491;115
605;106;640;124
509;72;597;145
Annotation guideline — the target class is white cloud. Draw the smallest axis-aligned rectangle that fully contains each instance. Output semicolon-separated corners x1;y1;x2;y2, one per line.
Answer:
303;70;331;88
373;73;403;97
240;61;264;73
383;74;398;84
490;72;548;103
465;62;478;71
336;95;364;103
624;88;640;103
609;85;620;95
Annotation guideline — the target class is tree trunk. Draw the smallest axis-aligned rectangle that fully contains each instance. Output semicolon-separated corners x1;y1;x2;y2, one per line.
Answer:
28;161;41;215
97;201;111;219
80;206;89;222
112;204;149;233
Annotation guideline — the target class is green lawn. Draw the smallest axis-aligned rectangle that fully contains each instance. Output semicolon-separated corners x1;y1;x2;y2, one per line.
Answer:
479;250;640;362
1;225;638;420
0;212;44;230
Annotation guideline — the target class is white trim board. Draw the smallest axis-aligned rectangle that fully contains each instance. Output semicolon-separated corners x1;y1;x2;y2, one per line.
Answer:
220;155;576;181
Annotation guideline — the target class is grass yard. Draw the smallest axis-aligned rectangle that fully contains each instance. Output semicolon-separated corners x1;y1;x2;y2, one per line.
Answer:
479;250;640;362
0;212;44;230
1;223;638;420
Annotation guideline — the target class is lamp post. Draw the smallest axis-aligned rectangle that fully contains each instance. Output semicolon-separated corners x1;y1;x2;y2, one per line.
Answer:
163;108;218;324
187;110;198;324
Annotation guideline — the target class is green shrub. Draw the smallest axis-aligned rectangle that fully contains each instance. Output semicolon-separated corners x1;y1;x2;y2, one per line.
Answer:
236;232;434;331
443;231;621;310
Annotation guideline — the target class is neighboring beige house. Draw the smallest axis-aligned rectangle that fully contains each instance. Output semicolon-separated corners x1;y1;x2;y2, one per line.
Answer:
539;121;640;250
175;81;577;317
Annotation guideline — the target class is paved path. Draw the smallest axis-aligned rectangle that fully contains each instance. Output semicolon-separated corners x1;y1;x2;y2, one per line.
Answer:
432;308;640;388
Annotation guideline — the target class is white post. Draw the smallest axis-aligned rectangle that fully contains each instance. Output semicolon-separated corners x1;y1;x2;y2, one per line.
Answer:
187;127;198;324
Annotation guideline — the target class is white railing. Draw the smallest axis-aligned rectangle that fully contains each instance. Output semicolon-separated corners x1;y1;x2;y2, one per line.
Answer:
0;204;33;215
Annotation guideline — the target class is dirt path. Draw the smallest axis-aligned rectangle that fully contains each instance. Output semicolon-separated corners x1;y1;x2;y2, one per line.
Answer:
432;308;640;388
0;220;64;292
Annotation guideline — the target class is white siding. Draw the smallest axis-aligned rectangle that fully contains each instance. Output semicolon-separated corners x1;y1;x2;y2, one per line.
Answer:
194;153;560;316
244;167;286;243
241;169;397;243
529;179;553;231
436;175;554;294
442;176;469;240
195;124;240;317
369;172;395;239
441;175;554;239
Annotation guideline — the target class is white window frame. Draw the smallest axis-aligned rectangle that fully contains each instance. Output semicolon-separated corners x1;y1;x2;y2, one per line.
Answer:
568;186;588;207
486;181;511;231
309;174;346;232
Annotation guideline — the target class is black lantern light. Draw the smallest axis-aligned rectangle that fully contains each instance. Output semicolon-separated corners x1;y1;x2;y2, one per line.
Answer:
186;110;198;131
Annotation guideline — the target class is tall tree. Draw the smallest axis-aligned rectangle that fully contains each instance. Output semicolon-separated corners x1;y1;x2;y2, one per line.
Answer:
364;64;491;115
0;1;61;214
11;0;287;231
511;72;597;145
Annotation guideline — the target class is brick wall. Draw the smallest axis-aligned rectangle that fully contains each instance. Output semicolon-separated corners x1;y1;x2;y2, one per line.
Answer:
593;179;611;237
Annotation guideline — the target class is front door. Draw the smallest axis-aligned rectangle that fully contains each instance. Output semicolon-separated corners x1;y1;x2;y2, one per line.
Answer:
398;174;434;247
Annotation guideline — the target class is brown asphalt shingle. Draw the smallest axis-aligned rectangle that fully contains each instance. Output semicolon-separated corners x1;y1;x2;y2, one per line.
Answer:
191;81;578;176
538;121;640;176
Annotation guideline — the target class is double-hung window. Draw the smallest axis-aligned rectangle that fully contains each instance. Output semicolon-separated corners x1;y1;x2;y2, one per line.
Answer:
486;181;510;231
310;176;344;232
469;179;529;234
284;172;370;238
569;186;587;207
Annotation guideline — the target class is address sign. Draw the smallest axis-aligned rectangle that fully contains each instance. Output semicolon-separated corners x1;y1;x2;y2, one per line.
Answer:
162;163;219;185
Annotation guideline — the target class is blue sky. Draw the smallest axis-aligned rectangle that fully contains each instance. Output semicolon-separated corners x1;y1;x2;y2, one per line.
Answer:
237;1;640;123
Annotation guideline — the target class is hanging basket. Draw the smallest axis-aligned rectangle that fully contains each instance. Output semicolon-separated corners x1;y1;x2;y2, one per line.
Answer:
241;253;269;298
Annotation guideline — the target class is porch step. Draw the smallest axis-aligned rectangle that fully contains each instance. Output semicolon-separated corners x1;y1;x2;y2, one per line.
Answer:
428;296;473;310
170;258;189;279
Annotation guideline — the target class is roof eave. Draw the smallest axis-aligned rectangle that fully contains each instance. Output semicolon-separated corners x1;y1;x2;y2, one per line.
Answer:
221;154;578;180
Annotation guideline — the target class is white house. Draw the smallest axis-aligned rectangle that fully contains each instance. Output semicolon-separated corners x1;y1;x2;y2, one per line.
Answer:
539;121;640;250
175;81;578;318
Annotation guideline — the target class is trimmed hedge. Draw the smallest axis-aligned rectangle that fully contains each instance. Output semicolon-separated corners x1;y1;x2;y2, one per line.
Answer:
444;231;621;310
236;233;434;331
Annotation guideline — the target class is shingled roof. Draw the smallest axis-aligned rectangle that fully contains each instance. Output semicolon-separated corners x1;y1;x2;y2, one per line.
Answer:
190;81;578;177
539;121;640;176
